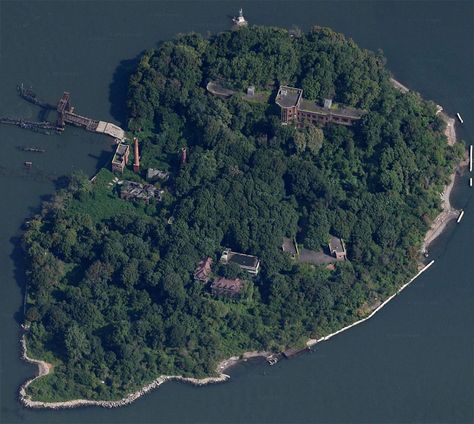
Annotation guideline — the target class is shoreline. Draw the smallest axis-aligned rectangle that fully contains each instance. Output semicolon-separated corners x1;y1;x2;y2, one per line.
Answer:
19;260;437;409
19;92;465;409
19;334;230;409
306;260;435;347
421;110;464;252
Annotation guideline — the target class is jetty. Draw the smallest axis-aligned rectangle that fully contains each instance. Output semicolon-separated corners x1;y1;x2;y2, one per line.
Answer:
1;85;125;141
0;117;61;135
266;354;280;365
56;91;125;140
282;347;308;359
17;84;55;110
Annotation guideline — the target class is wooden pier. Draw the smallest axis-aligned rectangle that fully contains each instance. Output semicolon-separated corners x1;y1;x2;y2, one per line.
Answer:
0;85;126;141
0;117;62;135
55;91;125;139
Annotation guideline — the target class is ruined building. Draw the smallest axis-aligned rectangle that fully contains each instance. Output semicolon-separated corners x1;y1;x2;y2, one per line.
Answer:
111;143;130;174
275;86;365;127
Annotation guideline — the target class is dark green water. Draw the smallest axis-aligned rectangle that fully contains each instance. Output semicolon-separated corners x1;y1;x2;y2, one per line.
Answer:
1;1;473;423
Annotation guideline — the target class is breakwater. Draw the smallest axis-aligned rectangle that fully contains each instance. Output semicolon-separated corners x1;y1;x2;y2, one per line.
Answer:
307;260;435;347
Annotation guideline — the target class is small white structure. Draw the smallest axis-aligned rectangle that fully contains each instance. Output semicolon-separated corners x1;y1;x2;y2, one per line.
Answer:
233;8;248;27
323;98;333;109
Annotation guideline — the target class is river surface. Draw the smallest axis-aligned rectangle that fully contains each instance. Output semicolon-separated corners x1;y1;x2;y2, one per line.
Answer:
0;1;473;423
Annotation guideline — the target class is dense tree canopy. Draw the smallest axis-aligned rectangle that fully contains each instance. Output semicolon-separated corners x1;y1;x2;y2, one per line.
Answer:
23;25;462;402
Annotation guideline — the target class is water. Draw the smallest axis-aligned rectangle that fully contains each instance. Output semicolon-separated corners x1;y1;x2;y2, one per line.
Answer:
1;1;473;423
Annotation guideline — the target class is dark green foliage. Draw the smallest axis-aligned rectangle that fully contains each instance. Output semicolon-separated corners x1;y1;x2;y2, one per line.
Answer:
22;25;461;402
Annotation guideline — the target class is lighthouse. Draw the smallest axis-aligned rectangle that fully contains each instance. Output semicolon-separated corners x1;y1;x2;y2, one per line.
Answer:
232;8;248;27
180;147;187;165
133;137;140;173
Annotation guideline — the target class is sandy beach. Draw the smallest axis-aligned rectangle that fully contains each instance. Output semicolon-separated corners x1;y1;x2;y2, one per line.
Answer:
421;111;464;252
19;83;466;409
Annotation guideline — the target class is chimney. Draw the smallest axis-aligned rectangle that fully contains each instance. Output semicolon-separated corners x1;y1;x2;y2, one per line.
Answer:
180;147;187;165
133;137;140;173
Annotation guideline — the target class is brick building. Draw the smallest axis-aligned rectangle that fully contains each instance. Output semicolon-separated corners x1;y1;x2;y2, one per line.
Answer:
111;143;130;173
275;86;365;127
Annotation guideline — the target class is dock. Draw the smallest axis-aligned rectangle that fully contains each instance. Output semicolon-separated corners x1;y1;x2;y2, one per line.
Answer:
457;210;464;223
17;84;55;110
56;91;125;140
282;347;308;359
0;117;61;135
456;113;463;124
266;354;281;365
1;85;126;141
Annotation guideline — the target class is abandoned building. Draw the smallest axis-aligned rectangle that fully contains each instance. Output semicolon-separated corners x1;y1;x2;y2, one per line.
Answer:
120;181;162;203
111;143;130;173
282;237;298;259
211;277;243;299
147;168;170;182
282;237;337;265
275;85;365;127
194;257;213;283
329;236;347;260
220;249;260;275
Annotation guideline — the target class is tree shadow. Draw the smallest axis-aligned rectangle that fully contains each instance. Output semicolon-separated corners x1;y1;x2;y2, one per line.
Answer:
9;192;51;326
108;42;165;128
10;234;28;325
108;56;140;128
9;146;110;326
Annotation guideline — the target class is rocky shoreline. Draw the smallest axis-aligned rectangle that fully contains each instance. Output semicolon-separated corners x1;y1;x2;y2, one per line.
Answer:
19;334;230;409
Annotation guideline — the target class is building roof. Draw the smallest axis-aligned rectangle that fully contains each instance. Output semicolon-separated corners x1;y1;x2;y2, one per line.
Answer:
299;99;365;119
211;277;243;293
194;257;213;282
282;237;297;255
275;86;303;108
298;248;336;265
226;251;259;268
147;168;170;181
329;236;345;254
121;181;161;202
112;143;129;164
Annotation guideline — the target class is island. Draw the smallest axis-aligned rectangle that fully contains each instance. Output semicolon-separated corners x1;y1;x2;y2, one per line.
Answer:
19;25;465;408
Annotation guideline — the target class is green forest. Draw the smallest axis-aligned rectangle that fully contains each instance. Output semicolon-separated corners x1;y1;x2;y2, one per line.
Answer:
22;26;463;402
